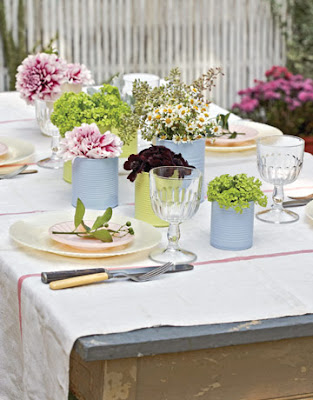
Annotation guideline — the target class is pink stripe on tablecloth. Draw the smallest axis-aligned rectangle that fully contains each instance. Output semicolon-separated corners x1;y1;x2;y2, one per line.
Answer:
18;274;41;338
0;118;35;124
16;248;313;338
193;249;313;265
263;186;313;193
0;210;48;217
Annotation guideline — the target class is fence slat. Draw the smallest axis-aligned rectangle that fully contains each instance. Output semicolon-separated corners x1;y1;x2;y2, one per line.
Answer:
0;0;288;107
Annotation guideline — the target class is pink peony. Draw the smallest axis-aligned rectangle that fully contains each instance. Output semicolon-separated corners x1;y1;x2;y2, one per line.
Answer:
65;63;94;85
60;123;123;160
15;53;67;105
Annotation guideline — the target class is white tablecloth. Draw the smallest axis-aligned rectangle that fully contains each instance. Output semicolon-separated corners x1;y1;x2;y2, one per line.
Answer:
1;92;313;400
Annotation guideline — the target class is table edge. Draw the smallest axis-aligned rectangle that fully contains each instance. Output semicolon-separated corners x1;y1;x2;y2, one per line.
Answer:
74;313;313;361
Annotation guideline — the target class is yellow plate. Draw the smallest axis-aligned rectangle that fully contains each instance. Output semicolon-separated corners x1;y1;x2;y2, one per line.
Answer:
0;136;35;167
9;210;162;259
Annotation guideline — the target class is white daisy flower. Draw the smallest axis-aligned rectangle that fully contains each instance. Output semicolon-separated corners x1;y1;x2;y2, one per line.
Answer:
210;124;223;136
173;135;182;143
164;117;174;128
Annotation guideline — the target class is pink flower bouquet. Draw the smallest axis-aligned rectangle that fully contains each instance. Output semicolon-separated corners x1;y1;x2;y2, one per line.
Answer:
65;63;94;85
15;53;67;105
232;66;313;136
16;53;94;105
60;123;123;160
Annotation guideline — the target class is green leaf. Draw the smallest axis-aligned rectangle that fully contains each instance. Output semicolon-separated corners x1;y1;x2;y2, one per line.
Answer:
74;198;85;229
229;131;244;139
81;221;91;232
91;207;113;230
90;229;113;242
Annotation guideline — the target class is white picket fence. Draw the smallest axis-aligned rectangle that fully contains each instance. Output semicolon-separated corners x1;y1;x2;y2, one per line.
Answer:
0;0;287;108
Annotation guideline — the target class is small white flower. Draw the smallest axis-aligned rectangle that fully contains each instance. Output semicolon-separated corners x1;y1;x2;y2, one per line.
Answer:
210;124;223;136
173;135;182;143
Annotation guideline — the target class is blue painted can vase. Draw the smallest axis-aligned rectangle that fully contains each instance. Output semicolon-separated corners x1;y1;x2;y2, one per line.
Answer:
72;157;118;209
210;201;254;250
156;138;205;201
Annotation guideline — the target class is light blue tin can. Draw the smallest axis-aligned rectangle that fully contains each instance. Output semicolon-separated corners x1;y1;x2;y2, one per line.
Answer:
210;201;254;250
72;157;118;209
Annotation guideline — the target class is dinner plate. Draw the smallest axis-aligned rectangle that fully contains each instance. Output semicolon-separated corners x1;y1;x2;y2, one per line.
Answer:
0;142;8;157
9;211;162;258
0;136;35;166
205;121;283;153
49;221;134;251
305;200;313;221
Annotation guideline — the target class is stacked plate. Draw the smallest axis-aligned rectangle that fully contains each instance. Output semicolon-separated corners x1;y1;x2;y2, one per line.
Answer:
0;136;35;172
205;121;283;153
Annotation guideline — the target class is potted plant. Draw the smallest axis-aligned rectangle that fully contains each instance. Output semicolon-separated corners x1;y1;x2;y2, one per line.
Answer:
232;66;313;153
207;174;267;250
124;145;192;226
129;67;229;200
51;84;138;182
16;52;94;136
60;123;123;210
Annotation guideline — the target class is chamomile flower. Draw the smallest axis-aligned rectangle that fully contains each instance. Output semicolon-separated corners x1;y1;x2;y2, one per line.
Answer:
186;123;196;133
173;135;182;143
164;117;174;128
190;86;198;96
198;114;207;124
146;113;154;123
178;107;188;118
181;136;190;143
210;124;223;136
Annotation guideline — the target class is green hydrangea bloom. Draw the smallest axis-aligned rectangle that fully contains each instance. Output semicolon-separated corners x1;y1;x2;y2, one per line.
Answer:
50;84;135;144
207;173;267;213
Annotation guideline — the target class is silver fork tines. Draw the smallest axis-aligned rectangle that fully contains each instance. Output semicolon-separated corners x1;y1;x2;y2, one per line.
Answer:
111;262;174;282
136;262;174;281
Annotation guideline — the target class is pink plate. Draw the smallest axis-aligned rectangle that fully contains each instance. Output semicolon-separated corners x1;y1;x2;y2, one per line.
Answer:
206;124;258;147
49;221;134;251
0;142;8;157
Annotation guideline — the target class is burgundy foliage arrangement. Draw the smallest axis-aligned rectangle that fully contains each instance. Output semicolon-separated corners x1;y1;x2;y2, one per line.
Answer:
124;145;193;182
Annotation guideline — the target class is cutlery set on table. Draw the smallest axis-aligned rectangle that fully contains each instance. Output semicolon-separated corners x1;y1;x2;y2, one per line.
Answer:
41;262;194;290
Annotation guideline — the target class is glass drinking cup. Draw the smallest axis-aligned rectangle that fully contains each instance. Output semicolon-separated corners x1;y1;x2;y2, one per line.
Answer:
149;166;202;264
256;135;304;224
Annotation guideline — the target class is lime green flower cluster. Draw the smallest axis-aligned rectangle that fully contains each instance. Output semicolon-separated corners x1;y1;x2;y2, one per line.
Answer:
50;84;137;144
207;174;267;213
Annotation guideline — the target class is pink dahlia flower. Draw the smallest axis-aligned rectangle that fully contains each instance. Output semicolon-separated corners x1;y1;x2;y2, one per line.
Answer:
65;63;94;85
15;53;67;105
60;123;123;160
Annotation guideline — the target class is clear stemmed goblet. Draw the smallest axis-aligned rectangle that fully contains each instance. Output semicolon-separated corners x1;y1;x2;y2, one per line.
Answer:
256;135;304;224
36;99;63;169
149;166;203;264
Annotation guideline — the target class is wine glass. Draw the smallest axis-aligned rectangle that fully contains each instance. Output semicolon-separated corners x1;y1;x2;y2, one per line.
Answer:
35;99;63;169
256;135;304;224
149;166;202;264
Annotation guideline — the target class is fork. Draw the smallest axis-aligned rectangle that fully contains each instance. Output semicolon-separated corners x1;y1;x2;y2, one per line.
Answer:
0;165;28;179
49;262;174;290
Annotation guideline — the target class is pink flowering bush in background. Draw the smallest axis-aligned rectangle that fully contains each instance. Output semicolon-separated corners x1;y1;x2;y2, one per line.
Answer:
232;66;313;137
15;53;67;105
60;123;123;160
65;63;94;85
16;53;94;105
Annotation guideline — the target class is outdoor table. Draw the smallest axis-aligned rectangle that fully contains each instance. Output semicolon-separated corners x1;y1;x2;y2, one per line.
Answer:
1;92;313;400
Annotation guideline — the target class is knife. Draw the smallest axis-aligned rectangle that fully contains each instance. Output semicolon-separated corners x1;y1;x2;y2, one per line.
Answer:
282;199;311;208
41;263;194;284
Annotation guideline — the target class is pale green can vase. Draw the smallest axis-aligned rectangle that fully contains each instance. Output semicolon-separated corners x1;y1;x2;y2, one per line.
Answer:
135;172;168;227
